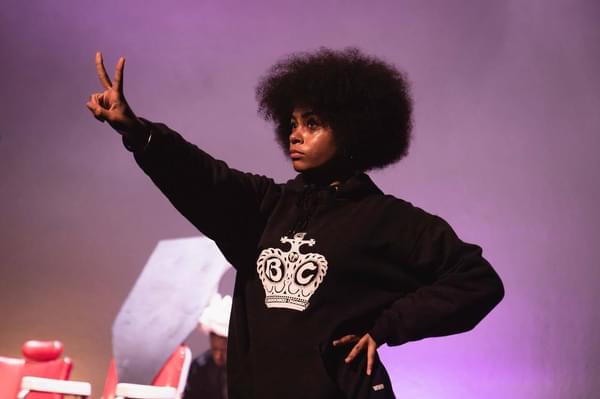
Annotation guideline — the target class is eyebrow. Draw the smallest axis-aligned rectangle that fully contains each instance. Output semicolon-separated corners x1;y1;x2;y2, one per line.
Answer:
290;111;318;120
301;111;317;118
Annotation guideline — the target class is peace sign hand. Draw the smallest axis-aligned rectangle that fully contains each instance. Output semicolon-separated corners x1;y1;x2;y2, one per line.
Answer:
86;52;143;136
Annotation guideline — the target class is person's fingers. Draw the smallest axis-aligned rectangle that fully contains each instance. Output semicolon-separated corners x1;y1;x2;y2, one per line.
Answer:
95;52;113;89
86;94;107;122
366;338;377;375
332;334;359;346
90;93;105;108
86;103;107;122
86;93;99;111
113;56;125;94
344;335;367;363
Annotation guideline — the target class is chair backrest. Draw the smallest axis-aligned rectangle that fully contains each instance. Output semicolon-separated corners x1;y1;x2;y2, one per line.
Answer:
101;345;192;399
0;341;72;399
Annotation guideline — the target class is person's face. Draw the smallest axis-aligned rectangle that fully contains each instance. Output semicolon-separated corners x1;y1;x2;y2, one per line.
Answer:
209;333;228;368
289;107;338;173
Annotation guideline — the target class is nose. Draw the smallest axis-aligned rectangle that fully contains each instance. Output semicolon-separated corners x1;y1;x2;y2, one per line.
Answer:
213;349;226;366
289;128;303;145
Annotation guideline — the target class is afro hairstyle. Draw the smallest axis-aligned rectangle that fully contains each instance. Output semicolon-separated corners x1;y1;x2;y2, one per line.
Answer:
256;47;413;171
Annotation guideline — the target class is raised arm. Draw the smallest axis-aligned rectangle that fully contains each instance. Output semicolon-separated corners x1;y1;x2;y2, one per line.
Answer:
86;53;279;267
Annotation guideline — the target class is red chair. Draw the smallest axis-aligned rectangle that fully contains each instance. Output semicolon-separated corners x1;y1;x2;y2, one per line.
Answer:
0;340;90;398
101;345;192;399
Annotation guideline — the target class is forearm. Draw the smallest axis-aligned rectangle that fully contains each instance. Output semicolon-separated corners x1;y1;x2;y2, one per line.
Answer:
130;120;275;263
120;115;152;152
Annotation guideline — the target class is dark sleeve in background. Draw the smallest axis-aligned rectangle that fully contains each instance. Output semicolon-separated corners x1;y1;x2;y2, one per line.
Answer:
184;352;228;399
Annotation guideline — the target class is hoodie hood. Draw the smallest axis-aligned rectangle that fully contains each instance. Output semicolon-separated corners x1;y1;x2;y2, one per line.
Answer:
285;172;383;198
284;172;383;235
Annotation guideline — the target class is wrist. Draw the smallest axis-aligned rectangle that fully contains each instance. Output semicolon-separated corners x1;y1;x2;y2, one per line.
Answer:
122;118;152;152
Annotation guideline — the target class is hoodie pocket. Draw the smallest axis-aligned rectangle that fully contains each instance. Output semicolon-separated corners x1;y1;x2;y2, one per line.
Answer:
319;342;397;399
314;342;345;398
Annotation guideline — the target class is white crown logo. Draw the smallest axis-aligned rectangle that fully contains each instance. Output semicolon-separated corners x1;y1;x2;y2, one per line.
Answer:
256;233;328;311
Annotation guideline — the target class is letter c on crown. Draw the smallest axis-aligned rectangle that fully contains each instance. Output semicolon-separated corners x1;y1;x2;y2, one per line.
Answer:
295;262;317;285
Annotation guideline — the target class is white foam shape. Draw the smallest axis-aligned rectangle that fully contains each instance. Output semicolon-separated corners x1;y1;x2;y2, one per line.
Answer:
113;236;231;384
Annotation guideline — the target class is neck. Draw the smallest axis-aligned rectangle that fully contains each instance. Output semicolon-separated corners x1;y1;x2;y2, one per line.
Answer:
301;163;357;187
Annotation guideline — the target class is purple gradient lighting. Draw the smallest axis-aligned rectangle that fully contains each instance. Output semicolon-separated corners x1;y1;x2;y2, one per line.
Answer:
1;0;599;397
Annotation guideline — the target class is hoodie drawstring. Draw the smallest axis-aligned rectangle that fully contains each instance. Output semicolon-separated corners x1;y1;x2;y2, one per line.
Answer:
287;185;319;235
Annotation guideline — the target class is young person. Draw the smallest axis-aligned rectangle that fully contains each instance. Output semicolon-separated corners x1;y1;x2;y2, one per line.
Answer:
184;293;232;399
87;48;504;399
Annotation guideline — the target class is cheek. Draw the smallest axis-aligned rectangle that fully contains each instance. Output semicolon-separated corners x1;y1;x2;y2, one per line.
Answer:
313;135;338;162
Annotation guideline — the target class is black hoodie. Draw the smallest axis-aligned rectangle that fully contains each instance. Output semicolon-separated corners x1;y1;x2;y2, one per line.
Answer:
132;121;504;399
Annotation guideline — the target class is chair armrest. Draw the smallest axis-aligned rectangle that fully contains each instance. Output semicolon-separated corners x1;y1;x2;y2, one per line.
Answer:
115;383;177;399
19;376;91;397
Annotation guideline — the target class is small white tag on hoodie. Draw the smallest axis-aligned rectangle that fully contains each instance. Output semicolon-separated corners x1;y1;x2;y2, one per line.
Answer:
372;384;385;391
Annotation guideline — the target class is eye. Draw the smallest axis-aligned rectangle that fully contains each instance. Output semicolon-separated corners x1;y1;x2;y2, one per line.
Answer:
289;119;298;131
306;117;321;131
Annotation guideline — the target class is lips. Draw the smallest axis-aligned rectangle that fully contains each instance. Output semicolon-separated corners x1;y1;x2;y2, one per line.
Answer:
289;149;304;159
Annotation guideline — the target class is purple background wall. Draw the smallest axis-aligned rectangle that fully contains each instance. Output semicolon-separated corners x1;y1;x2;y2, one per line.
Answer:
1;0;599;396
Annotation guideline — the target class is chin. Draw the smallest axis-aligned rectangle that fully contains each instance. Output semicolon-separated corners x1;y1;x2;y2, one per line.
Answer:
291;161;308;173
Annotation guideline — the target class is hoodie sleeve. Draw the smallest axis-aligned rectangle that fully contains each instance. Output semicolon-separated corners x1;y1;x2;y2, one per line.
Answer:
368;214;504;346
130;120;278;267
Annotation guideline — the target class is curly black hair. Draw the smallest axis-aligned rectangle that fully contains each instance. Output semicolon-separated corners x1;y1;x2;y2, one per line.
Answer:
256;47;413;171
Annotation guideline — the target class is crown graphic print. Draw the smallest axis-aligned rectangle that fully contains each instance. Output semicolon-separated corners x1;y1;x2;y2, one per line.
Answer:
257;233;328;311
